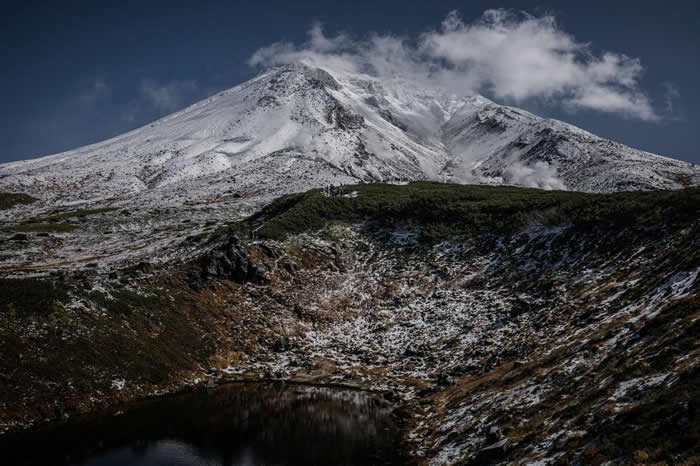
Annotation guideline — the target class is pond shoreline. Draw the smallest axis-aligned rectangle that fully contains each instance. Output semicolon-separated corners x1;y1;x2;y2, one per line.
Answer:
1;371;411;433
2;378;411;465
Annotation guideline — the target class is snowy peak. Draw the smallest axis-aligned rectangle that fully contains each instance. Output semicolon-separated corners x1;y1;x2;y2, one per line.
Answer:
1;62;699;206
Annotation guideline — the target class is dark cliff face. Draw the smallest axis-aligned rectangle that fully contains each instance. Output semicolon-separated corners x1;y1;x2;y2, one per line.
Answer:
304;66;342;91
326;100;365;130
190;234;270;288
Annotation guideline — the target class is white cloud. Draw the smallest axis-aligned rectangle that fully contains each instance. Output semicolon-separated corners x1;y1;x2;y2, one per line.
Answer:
503;160;566;190
140;79;199;112
663;82;680;114
250;9;663;121
75;79;112;106
120;79;200;123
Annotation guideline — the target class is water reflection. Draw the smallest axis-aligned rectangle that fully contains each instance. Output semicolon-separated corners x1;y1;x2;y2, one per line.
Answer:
2;382;403;465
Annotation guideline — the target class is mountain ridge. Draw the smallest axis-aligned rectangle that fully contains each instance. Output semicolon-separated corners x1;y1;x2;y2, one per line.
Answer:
1;62;698;209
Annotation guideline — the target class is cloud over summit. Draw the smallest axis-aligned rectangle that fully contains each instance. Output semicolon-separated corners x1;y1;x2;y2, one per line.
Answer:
250;9;660;121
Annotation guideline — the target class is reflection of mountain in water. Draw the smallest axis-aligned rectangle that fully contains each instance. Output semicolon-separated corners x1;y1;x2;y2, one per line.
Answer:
3;382;402;466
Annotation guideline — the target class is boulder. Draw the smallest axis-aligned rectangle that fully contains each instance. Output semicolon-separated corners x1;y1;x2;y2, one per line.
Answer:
193;234;268;286
403;343;428;358
271;336;291;353
486;425;503;443
472;438;512;464
135;261;153;274
437;373;455;386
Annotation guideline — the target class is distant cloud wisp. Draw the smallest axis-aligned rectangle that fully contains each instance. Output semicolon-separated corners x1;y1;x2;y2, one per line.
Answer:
77;80;112;105
19;76;202;160
140;79;199;113
663;82;680;115
250;9;662;121
121;79;200;123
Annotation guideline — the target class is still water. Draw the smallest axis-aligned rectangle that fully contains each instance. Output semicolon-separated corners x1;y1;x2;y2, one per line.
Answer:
2;382;403;465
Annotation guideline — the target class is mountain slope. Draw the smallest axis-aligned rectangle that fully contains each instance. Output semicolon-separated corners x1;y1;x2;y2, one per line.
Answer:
1;62;698;208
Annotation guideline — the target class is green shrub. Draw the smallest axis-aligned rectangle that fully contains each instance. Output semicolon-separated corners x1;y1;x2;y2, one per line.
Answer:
0;279;70;316
0;192;37;210
32;207;117;223
88;288;168;315
252;182;700;242
3;223;79;233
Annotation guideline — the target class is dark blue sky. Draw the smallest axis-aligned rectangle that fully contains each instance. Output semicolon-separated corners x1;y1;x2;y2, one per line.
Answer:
2;0;699;163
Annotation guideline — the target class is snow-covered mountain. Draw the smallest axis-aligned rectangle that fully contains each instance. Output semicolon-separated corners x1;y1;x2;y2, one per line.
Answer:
1;62;698;206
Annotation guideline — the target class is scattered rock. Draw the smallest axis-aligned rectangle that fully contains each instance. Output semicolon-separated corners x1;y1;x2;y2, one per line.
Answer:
487;425;503;442
382;390;399;402
417;386;438;398
510;297;532;317
437;373;455;386
193;234;268;286
135;261;153;274
271;336;291;353
472;438;512;464
259;244;280;259
404;344;428;358
280;259;298;274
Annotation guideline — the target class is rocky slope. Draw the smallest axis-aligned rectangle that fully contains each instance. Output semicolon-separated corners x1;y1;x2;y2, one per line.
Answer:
1;183;698;464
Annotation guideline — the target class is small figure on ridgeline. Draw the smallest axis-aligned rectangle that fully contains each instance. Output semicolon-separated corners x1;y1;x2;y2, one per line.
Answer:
323;184;347;197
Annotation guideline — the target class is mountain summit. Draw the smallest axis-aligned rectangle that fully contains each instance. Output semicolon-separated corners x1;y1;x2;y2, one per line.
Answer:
1;62;698;205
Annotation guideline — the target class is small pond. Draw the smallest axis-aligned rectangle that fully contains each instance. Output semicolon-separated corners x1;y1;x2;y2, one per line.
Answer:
2;382;404;465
